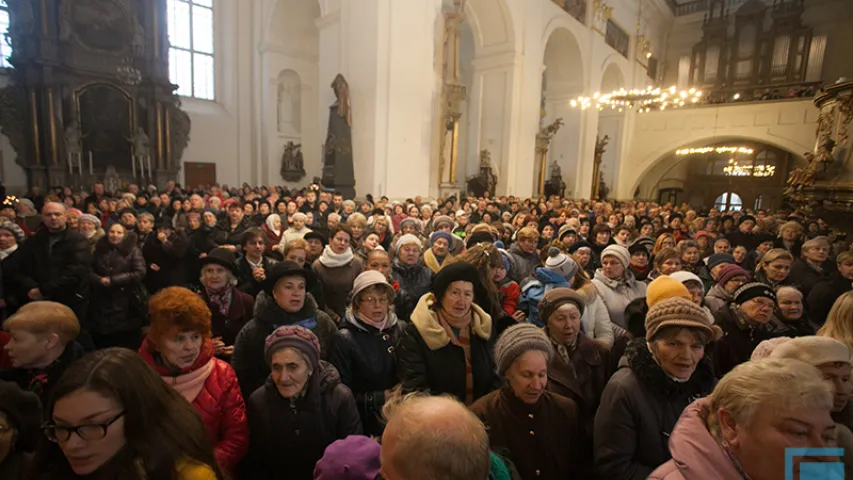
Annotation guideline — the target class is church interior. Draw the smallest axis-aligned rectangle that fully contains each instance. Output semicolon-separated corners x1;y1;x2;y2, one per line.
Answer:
0;0;852;213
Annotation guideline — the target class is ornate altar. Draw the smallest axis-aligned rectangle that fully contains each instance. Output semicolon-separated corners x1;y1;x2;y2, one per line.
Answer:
0;0;191;190
466;149;497;198
321;74;356;198
280;141;305;183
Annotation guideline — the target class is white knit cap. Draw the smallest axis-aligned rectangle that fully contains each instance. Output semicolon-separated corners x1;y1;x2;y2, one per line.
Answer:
601;244;630;268
769;336;852;366
670;271;705;294
395;233;423;251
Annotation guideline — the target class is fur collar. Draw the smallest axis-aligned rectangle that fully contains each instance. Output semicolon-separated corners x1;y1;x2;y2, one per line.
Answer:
623;338;715;398
410;293;492;350
574;281;599;305
94;231;139;255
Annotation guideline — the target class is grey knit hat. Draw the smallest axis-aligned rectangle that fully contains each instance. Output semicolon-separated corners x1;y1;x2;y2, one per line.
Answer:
645;297;722;342
601;244;630;268
494;323;554;376
0;221;26;244
544;247;578;280
432;215;454;231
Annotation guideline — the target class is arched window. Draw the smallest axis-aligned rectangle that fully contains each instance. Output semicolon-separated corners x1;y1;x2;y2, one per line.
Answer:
714;192;743;212
168;0;215;100
0;0;11;68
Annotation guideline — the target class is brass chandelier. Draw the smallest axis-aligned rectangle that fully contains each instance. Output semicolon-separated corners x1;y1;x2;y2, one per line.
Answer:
570;86;703;113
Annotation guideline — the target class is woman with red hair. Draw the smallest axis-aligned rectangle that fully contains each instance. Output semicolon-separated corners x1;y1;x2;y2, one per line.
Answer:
139;286;249;476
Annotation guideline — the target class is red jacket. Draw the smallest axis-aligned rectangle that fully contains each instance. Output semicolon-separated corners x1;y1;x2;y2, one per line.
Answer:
139;338;249;475
498;280;520;316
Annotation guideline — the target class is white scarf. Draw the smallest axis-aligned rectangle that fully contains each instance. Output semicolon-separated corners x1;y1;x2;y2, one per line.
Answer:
318;245;354;268
0;244;17;260
265;214;282;236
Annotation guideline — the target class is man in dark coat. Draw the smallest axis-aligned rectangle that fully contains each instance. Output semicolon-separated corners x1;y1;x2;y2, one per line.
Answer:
141;221;189;294
14;203;92;345
807;251;853;324
726;215;757;252
222;202;253;250
391;234;432;321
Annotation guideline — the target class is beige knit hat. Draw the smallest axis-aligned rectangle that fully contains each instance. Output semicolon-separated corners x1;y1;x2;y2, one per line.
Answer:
645;297;723;342
769;336;852;366
494;323;554;376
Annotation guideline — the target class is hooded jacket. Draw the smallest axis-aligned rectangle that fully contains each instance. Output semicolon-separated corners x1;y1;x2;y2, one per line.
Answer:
230;292;337;399
397;293;500;403
518;268;571;327
391;259;433;321
704;283;732;315
244;361;362;480
592;270;647;330
328;310;407;436
89;232;147;335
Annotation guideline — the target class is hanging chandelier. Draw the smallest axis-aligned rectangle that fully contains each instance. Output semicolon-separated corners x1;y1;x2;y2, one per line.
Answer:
570;86;703;113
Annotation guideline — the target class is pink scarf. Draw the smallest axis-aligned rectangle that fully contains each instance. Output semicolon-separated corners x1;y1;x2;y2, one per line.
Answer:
206;284;233;317
165;358;215;404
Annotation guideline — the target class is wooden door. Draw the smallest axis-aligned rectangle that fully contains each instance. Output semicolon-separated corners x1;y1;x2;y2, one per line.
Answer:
184;162;217;189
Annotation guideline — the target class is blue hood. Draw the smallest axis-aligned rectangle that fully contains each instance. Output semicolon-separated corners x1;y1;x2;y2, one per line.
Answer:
534;267;571;286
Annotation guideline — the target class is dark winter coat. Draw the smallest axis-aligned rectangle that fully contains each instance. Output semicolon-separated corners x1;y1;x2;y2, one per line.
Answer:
14;226;91;322
789;258;834;298
141;230;189;294
713;304;784;376
471;386;582;480
222;216;254;248
231;292;337;399
2;248;27;314
199;288;255;348
808;273;853;324
328;311;407;436
312;256;363;321
593;339;716;480
391;259;432;321
0;341;84;406
508;245;541;284
726;230;756;252
244;362;362;480
88;233;147;335
774;237;803;259
397;294;499;403
235;256;278;298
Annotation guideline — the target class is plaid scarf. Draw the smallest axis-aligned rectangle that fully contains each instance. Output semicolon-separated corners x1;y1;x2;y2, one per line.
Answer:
438;311;474;405
206;284;234;317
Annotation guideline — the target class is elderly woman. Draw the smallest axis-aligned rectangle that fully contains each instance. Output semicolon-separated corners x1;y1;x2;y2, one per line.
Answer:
592;245;647;330
261;213;283;260
88;223;147;350
771;285;819;337
371;215;392;251
541;288;610;452
648;247;682;281
790;236;834;297
677;240;703;274
313;225;364;322
77;213;104;253
754;248;794;288
244;325;361;480
703;264;749;315
595;297;718;480
398;262;500;404
649;358;838;480
231;261;337;398
471;323;582;480
346;213;368;248
328;270;406;436
277;212;311;250
774;220;804;257
198;247;254;357
391;234;433;320
138;287;249;475
713;282;782;375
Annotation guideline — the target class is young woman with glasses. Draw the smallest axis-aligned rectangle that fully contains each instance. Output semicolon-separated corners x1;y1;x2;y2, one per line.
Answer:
30;348;223;479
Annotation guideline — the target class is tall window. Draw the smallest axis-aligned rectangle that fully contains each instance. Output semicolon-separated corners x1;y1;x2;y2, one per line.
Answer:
0;0;11;68
168;0;214;100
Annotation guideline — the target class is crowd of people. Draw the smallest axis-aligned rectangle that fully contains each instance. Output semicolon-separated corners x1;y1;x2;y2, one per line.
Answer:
0;179;852;479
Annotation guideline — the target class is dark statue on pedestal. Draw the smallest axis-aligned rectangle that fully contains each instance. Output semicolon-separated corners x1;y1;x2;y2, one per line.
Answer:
543;161;566;197
0;0;191;190
321;74;356;198
280;141;305;183
467;149;498;198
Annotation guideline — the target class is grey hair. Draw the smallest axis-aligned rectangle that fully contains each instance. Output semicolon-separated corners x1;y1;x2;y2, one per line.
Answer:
137;212;155;223
199;265;238;286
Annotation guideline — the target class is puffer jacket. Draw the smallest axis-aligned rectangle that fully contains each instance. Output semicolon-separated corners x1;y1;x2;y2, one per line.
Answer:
518;268;570;327
508;245;541;284
397;293;500;404
592;270;647;329
139;338;249;474
231;292;337;399
391;259;433;321
575;281;615;347
244;361;362;480
594;339;716;480
88;233;147;335
328;310;407;436
703;283;732;315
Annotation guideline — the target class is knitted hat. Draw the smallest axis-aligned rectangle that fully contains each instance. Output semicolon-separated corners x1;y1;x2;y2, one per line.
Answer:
707;253;735;270
646;275;691;308
770;336;852;366
601;244;630;268
466;230;494;249
670;271;705;294
494;323;554;376
717;264;750;286
557;224;577;241
429;230;454;248
539;287;585;323
395;233;423;251
0;221;26;243
77;213;102;229
734;282;776;304
694;231;712;240
350;270;395;304
0;381;42;452
400;218;420;232
264;325;321;367
645;297;722;342
750;337;793;360
544;247;579;280
313;435;382;480
432;215;454;231
292;212;308;222
431;261;484;304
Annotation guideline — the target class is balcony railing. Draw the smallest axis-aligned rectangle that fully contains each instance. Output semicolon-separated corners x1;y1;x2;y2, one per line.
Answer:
605;20;629;58
672;0;743;16
551;0;587;25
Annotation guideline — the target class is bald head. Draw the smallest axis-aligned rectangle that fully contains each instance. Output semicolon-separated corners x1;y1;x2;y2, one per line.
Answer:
380;394;490;480
42;202;67;232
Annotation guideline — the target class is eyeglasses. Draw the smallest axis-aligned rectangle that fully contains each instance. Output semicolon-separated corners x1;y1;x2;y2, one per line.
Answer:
42;411;126;443
361;296;390;305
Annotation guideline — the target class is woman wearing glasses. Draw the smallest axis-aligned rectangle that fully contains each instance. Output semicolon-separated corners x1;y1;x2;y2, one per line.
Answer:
31;348;223;479
328;270;406;436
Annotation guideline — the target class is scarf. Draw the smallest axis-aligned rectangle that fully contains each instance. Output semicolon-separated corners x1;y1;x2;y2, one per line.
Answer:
423;248;449;274
206;284;234;317
0;244;18;260
318;244;354;268
165;357;216;404
438;309;474;404
83;229;97;239
265;214;282;236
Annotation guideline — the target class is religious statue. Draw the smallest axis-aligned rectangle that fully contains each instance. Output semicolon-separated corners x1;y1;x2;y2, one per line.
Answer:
591;134;610;199
322;74;356;198
466;149;498;198
128;127;150;158
595;134;610;156
785;152;821;202
331;74;352;127
544;160;566;198
543;117;564;137
64;121;83;156
280;141;306;183
104;165;121;194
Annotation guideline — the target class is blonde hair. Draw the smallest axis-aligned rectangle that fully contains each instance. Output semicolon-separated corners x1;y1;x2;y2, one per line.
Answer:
819;292;853;352
517;226;540;242
778;221;802;238
284;238;308;256
4;301;80;345
803;236;830;255
756;248;793;275
346;212;367;228
706;358;833;437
